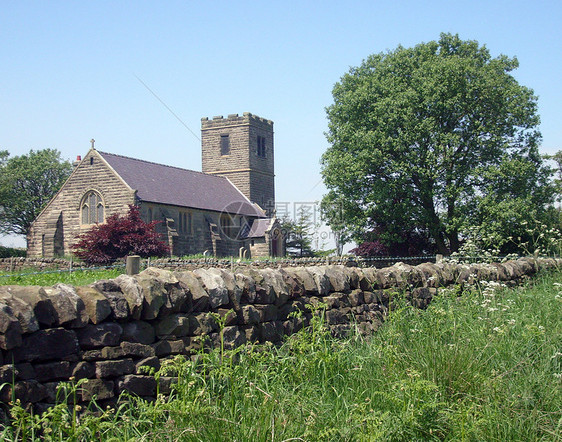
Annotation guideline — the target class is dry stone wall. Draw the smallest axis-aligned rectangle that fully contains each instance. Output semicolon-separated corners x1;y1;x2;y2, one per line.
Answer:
0;255;433;273
0;257;558;411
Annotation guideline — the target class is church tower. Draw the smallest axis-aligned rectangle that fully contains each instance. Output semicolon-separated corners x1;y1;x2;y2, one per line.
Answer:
201;112;275;216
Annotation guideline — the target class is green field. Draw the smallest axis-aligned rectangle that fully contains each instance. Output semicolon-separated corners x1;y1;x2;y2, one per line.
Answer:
0;267;125;287
2;270;562;440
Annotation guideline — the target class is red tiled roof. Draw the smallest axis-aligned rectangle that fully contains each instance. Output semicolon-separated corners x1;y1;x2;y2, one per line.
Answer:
98;151;265;218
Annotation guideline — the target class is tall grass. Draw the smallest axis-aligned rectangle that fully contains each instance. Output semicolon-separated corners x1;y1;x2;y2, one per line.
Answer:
1;271;561;440
0;267;125;286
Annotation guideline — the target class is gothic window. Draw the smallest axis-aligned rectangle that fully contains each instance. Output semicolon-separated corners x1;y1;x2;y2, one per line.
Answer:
178;211;193;234
220;134;230;156
220;214;235;238
81;191;104;225
186;212;192;234
257;136;266;158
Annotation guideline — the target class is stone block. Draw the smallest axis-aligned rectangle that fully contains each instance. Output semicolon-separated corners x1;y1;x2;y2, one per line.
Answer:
306;267;331;296
76;323;123;349
174;270;209;312
79;378;114;401
193;269;229;308
95;359;135;378
34;361;72;382
326;310;347;325
208;268;242;307
12;328;79;363
239;305;260;325
71;361;95;380
113;275;145;320
0;303;23;350
75;286;112;324
279;271;304;299
324;266;351;292
0;286;56;327
135;356;160;374
283;317;305;336
42;284;88;328
81;349;104;361
236;272;257;303
151;338;190;357
285;268;317;294
158;376;178;395
221;326;246;349
121;320;155;345
261;268;289;306
119;341;155;358
134;271;167;320
155;314;191;338
189;313;218;335
242;326;259;343
91;280;131;321
348;289;364;307
0;380;48;404
259;321;284;343
117;375;156;397
217;308;238;326
254;304;278;322
14;363;36;380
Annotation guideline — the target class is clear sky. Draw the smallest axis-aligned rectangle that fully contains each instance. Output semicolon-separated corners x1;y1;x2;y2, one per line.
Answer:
1;0;561;248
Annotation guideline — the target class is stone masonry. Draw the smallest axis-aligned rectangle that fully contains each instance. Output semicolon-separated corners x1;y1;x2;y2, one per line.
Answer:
0;257;557;412
201;113;275;216
27;150;136;258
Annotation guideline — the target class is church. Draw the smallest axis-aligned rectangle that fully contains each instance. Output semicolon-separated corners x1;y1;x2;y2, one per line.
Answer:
27;112;284;259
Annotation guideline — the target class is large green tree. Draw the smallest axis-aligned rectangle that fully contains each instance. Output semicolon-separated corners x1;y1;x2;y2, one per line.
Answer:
0;149;72;241
322;33;552;254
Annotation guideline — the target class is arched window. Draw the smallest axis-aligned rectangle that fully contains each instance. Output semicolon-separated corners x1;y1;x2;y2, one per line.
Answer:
81;191;104;225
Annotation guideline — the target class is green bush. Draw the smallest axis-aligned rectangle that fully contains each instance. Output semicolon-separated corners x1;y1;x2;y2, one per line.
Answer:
0;245;26;258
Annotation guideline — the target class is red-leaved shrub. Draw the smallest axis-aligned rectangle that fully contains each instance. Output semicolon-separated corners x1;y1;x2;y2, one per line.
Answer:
72;205;169;265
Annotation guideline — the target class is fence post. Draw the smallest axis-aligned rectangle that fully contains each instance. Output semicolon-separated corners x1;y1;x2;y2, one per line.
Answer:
126;255;141;276
435;254;443;263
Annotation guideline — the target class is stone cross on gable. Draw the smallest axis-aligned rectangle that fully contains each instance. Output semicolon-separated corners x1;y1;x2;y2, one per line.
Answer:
90;139;95;149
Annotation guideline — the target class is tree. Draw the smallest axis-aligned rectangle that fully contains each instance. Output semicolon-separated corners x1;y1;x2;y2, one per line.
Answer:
72;205;169;265
320;192;353;255
321;33;552;254
281;207;315;257
0;149;72;241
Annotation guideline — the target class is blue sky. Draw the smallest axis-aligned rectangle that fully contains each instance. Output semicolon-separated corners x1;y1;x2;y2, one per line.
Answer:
1;0;561;248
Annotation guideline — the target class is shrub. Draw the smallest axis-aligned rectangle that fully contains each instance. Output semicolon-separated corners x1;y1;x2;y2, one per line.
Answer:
351;228;435;257
72;205;169;265
0;245;26;258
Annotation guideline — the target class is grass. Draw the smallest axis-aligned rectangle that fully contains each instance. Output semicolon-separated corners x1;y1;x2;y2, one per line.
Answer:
1;271;562;440
0;267;125;287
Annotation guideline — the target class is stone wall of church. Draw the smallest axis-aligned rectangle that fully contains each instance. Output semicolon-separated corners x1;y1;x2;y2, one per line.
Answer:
27;150;136;259
138;203;253;258
201;113;275;215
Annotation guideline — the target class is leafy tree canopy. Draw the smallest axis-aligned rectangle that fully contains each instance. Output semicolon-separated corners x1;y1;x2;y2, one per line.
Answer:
72;205;169;265
0;149;72;239
322;33;553;254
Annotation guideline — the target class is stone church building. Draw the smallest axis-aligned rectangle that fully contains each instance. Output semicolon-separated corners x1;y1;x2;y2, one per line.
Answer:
27;112;284;259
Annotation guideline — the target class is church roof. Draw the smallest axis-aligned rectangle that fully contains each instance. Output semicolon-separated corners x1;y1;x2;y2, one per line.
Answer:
240;218;274;238
98;151;265;218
